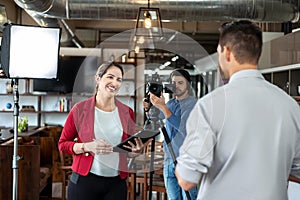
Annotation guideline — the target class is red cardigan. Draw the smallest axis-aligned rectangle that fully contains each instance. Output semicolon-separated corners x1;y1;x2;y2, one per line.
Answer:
58;95;135;179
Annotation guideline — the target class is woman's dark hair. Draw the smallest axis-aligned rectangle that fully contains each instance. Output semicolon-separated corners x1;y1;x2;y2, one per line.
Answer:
218;20;262;65
95;61;124;91
96;61;124;78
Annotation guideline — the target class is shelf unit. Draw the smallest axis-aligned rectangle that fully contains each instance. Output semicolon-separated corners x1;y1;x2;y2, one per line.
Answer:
260;64;300;104
0;61;137;128
0;93;74;127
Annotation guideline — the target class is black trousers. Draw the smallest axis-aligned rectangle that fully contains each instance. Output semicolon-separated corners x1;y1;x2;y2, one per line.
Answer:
67;172;127;200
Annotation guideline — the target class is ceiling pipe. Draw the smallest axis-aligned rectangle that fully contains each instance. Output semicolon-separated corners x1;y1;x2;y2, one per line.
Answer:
60;19;84;48
14;0;300;23
17;1;84;47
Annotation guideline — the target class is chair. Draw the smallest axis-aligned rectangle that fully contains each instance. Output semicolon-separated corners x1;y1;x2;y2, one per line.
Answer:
127;140;167;200
0;136;54;200
59;151;73;200
144;141;167;200
127;145;149;200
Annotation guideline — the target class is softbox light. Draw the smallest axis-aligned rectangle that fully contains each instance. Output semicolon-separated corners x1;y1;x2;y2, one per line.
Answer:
1;24;61;79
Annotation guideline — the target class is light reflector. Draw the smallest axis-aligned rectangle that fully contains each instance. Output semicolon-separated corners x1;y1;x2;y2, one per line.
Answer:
1;24;61;79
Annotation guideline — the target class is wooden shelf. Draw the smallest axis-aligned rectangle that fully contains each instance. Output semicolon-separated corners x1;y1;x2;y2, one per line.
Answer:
0;93;73;96
38;111;69;114
0;61;137;127
262;68;300;97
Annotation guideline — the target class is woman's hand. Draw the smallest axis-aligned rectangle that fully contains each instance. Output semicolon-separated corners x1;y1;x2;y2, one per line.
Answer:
124;137;153;157
85;138;113;155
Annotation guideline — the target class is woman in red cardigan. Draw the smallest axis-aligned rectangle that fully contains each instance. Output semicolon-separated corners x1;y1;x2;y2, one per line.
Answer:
58;62;147;200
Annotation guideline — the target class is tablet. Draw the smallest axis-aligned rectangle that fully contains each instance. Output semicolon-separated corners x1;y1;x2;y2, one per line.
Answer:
113;129;160;152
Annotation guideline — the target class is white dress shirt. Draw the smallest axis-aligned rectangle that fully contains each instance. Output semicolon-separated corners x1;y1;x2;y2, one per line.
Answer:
177;69;300;200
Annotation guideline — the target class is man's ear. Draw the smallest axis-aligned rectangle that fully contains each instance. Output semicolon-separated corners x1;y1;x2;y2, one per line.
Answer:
224;46;231;62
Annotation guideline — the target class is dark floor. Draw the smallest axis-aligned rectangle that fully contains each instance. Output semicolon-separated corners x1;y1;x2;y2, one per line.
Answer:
51;182;160;200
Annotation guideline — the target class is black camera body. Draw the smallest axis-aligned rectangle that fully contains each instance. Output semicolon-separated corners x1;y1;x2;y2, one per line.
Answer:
147;82;175;97
147;82;163;97
145;73;175;103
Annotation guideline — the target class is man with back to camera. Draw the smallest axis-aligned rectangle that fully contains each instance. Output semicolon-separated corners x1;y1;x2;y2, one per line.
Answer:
174;20;300;200
144;69;198;200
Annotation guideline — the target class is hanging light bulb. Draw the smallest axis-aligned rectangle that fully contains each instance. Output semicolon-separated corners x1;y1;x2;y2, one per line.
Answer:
137;36;145;44
144;11;152;29
135;45;140;54
133;0;163;37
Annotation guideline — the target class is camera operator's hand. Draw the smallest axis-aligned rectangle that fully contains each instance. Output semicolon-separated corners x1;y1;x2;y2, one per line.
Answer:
143;98;151;112
149;92;172;118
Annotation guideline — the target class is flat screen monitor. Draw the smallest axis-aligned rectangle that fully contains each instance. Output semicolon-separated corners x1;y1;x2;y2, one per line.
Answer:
1;24;61;79
33;56;85;94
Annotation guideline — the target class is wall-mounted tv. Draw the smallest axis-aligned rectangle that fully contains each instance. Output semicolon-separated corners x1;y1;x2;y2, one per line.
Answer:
33;56;85;94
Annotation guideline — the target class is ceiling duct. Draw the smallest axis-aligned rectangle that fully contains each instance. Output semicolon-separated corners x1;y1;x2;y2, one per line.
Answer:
22;5;84;47
14;0;300;23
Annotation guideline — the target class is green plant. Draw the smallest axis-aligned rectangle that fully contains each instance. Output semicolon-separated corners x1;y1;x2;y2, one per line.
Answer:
18;116;28;132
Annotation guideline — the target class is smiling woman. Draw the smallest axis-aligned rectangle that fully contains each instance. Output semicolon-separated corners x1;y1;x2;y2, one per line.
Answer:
58;61;150;200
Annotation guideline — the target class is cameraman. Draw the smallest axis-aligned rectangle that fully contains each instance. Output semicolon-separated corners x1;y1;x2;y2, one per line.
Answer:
143;69;198;200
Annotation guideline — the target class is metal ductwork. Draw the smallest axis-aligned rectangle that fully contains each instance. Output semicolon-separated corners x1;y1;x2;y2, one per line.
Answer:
14;0;300;23
22;4;84;47
13;0;300;47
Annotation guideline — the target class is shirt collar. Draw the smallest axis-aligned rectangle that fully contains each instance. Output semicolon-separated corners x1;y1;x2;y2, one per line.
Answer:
228;69;264;83
176;95;192;102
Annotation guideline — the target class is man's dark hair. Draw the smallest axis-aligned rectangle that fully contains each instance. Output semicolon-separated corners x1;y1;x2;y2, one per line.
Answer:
170;69;194;96
170;69;192;83
218;20;262;65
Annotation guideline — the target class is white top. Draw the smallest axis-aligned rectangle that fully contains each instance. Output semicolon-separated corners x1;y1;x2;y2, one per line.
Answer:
90;107;123;177
176;69;300;200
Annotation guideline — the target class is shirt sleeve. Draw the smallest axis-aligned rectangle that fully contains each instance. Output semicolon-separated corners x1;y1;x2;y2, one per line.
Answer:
176;100;216;184
58;107;78;154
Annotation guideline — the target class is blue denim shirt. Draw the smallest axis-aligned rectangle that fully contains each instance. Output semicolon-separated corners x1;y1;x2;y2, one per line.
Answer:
160;96;197;163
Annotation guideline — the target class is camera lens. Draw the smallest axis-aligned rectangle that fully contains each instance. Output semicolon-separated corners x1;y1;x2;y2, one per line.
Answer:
149;83;163;97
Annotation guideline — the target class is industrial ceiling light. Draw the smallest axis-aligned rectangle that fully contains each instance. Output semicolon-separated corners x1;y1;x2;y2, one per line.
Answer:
134;0;163;38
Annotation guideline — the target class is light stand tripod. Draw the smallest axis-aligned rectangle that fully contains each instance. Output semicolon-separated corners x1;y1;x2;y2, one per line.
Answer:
144;105;192;200
127;107;161;200
12;79;21;200
143;106;163;200
0;23;61;200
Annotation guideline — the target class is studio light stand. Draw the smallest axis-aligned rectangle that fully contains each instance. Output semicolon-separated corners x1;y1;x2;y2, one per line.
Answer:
0;23;61;200
12;79;20;200
143;106;163;200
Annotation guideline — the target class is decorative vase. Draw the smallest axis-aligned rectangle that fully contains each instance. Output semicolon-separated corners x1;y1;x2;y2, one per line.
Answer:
6;82;13;94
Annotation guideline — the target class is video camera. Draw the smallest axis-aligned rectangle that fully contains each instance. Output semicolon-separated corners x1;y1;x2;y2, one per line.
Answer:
145;73;175;103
